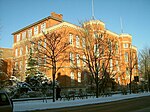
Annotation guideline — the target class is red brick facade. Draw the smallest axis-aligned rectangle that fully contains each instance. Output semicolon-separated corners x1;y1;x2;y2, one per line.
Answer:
12;12;138;88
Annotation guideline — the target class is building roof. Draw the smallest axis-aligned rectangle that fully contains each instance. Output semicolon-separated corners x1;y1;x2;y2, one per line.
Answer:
12;16;63;35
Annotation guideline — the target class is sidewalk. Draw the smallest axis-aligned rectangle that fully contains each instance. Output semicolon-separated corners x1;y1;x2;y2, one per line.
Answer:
14;92;150;112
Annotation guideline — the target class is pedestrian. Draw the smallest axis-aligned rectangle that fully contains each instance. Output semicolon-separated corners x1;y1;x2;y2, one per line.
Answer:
56;85;62;100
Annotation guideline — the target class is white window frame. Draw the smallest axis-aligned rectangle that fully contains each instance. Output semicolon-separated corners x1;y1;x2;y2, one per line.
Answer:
76;54;80;66
16;34;20;42
25;60;27;70
28;29;32;38
34;26;39;35
44;39;47;48
124;43;128;48
125;52;128;62
83;55;86;66
15;48;18;57
110;59;113;70
38;40;42;50
26;45;28;54
20;61;23;70
20;47;23;56
116;60;119;71
94;44;99;57
69;34;73;45
76;35;80;47
77;72;81;83
82;38;86;48
70;72;74;80
70;72;75;85
22;31;26;40
41;22;46;33
70;52;74;65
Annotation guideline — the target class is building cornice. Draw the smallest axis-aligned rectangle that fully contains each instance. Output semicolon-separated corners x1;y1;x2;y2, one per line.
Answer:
106;30;119;37
131;45;138;51
83;20;105;27
120;34;132;38
12;16;63;35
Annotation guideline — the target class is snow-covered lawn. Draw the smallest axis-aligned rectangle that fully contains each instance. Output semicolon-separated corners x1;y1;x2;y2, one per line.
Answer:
13;92;150;112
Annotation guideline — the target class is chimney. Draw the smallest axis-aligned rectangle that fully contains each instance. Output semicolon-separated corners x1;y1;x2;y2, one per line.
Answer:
51;12;63;20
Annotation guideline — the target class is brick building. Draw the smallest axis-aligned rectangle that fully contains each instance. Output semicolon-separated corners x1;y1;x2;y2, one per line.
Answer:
12;12;138;89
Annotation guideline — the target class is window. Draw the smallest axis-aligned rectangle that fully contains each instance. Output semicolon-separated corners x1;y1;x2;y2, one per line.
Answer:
26;45;28;54
116;61;119;71
25;60;27;70
70;72;74;80
125;52;128;62
16;34;20;42
123;43;128;48
78;72;81;83
34;26;38;35
31;43;34;53
38;40;42;50
94;32;98;38
70;72;75;85
69;34;73;45
20;47;23;56
15;48;18;56
22;31;26;40
94;44;99;57
110;59;113;70
70;52;74;65
82;38;86;48
76;35;80;47
44;39;47;48
126;67;130;78
28;29;32;38
20;61;23;70
15;62;18;70
115;42;119;54
83;55;86;66
41;22;46;33
76;54;80;66
108;40;112;51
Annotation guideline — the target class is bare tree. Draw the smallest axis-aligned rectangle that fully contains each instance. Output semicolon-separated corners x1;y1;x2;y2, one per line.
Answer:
78;21;120;98
139;47;150;92
31;30;70;102
128;46;138;94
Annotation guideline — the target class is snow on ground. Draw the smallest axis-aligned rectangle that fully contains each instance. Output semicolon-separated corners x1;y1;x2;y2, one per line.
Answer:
13;92;150;112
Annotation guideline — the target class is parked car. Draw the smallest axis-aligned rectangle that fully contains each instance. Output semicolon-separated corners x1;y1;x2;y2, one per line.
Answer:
0;91;13;112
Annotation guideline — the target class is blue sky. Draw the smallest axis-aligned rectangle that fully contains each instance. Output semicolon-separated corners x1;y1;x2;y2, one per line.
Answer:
0;0;150;52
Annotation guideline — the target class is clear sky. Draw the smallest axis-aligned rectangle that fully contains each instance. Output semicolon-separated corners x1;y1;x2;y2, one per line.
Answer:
0;0;150;52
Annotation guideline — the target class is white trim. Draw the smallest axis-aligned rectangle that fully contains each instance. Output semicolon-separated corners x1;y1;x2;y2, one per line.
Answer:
106;30;119;37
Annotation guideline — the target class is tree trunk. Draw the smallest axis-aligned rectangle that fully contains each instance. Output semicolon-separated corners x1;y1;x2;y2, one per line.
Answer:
96;81;99;98
52;59;56;102
129;71;132;94
52;72;55;102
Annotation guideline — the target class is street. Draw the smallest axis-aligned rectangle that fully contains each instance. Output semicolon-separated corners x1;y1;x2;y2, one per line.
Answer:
32;96;150;112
